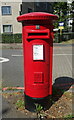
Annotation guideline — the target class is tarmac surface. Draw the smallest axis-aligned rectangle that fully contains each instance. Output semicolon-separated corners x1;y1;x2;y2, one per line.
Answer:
1;43;73;88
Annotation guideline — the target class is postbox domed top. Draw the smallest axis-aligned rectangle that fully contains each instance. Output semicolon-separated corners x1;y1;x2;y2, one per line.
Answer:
17;12;58;22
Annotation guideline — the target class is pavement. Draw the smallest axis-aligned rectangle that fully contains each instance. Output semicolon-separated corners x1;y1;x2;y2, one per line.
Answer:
2;95;29;119
0;43;74;119
0;43;23;49
0;43;73;49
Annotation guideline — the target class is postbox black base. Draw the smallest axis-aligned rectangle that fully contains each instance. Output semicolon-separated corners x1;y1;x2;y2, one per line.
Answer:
24;94;51;112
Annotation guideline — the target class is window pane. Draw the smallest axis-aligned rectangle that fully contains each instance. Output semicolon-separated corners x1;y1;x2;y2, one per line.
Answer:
3;25;12;33
2;6;11;15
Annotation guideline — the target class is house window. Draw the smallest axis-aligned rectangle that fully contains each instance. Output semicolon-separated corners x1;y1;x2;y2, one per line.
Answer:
3;25;13;33
2;6;12;15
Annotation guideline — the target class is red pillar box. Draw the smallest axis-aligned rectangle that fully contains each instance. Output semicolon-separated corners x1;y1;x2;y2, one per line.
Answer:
17;12;58;110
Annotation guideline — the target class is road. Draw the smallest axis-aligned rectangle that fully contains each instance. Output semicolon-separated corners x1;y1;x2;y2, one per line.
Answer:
2;49;24;87
1;44;73;90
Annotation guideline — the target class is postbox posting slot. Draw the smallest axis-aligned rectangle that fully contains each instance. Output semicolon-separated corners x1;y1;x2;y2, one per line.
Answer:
28;33;48;36
27;29;50;40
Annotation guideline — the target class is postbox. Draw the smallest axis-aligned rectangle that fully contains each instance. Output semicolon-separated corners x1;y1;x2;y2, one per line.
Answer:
17;12;58;100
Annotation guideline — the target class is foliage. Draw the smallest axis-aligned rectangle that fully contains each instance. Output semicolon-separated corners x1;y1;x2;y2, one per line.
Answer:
64;114;74;119
2;33;22;43
15;99;24;109
35;103;43;112
53;2;74;31
53;2;74;42
53;2;67;28
35;103;43;119
71;1;74;32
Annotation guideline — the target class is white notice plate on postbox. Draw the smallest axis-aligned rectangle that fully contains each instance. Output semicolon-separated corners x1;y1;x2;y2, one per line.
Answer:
33;45;44;60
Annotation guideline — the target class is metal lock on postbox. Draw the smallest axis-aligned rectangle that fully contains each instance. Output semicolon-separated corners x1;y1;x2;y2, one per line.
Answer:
17;12;58;99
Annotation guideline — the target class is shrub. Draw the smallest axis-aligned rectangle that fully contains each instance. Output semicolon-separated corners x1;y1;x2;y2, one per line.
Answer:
54;33;59;43
2;33;22;43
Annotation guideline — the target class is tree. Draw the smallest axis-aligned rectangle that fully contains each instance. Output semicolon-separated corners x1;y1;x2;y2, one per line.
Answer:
71;1;74;32
53;2;68;42
53;1;74;32
53;2;68;30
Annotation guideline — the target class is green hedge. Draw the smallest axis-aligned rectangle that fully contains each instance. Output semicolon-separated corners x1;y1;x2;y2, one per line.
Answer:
2;32;74;43
54;32;74;43
54;33;59;43
2;33;22;43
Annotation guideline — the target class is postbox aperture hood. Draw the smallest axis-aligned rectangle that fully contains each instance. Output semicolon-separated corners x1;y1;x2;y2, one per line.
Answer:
17;12;58;23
